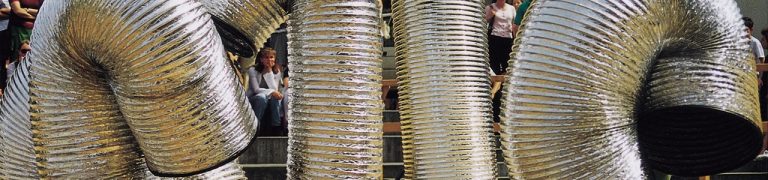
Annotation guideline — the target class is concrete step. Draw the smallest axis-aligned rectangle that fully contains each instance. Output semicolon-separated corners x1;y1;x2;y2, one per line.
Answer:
383;110;400;122
240;135;504;163
239;136;406;164
382;69;397;80
239;137;767;179
241;162;507;179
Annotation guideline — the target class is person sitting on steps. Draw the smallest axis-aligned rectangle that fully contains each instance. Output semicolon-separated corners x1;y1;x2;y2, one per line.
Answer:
246;47;285;135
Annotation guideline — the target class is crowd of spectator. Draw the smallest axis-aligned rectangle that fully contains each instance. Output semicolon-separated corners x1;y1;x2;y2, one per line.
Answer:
0;0;41;95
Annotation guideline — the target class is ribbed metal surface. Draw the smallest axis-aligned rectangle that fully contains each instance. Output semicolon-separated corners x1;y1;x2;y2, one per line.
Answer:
0;60;38;179
0;60;247;180
198;0;287;65
392;0;497;179
24;0;256;177
286;0;384;179
500;0;763;178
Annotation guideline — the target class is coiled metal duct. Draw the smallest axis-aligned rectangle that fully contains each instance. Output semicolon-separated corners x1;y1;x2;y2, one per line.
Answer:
197;0;287;67
17;0;277;177
286;0;385;179
0;60;37;179
392;0;497;179
500;0;764;178
0;61;247;179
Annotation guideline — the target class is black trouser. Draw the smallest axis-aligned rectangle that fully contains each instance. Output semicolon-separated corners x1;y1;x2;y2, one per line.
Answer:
488;35;513;74
0;29;8;91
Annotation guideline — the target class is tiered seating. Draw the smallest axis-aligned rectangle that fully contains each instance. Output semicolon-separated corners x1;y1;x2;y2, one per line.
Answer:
237;50;768;180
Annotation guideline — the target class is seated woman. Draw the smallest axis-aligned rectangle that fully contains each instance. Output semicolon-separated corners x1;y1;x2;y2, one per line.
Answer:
246;47;284;135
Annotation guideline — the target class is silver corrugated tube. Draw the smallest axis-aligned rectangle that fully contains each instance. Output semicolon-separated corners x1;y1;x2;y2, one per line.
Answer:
24;0;256;177
1;59;245;178
0;62;248;179
392;0;497;179
500;0;764;178
0;60;37;179
286;0;385;179
0;60;245;180
198;0;287;66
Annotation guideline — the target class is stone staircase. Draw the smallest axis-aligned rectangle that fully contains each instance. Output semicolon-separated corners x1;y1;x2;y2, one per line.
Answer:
238;110;767;179
238;110;518;180
238;35;768;180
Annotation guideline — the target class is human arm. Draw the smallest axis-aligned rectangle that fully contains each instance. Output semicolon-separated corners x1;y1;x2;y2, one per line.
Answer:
508;6;516;37
484;5;496;21
511;24;519;36
513;0;531;26
248;67;278;98
25;7;36;16
10;1;35;20
0;3;9;19
283;76;289;88
754;39;765;64
757;46;765;63
271;72;284;100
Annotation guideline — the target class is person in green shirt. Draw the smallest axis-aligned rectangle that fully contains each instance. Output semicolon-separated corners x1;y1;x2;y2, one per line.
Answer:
511;0;531;35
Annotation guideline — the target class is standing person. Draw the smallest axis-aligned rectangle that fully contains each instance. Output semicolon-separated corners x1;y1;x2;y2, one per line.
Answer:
485;0;516;75
744;17;768;154
744;17;765;66
280;66;290;135
762;28;768;153
744;17;767;122
8;0;42;64
0;0;10;93
246;47;285;135
511;0;532;35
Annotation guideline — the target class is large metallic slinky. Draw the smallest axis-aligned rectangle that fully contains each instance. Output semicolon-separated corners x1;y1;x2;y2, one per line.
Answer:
198;0;288;67
0;61;248;180
500;0;764;178
392;0;498;179
8;0;277;177
0;60;37;179
286;0;385;179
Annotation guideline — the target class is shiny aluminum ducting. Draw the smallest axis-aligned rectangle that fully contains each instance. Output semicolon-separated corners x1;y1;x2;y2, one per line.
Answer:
19;0;269;177
198;0;287;68
0;60;37;179
286;0;385;179
0;62;247;180
392;0;498;179
500;0;764;178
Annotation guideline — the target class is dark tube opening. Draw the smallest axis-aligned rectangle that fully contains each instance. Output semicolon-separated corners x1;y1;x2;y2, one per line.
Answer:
211;16;255;58
638;105;763;176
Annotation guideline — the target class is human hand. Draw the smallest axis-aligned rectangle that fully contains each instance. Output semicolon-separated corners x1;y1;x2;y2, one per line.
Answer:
271;91;283;100
511;24;519;36
485;7;498;20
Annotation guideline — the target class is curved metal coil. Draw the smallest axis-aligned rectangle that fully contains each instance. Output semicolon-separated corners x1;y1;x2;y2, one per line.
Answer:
0;60;38;179
500;0;763;178
286;0;385;179
197;0;287;66
391;0;498;179
21;0;259;177
0;60;249;180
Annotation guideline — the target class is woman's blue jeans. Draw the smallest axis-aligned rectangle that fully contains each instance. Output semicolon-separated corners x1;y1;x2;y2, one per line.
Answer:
249;94;282;127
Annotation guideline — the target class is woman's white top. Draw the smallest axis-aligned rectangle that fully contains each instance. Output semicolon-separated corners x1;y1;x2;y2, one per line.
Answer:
245;66;283;98
486;3;516;38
